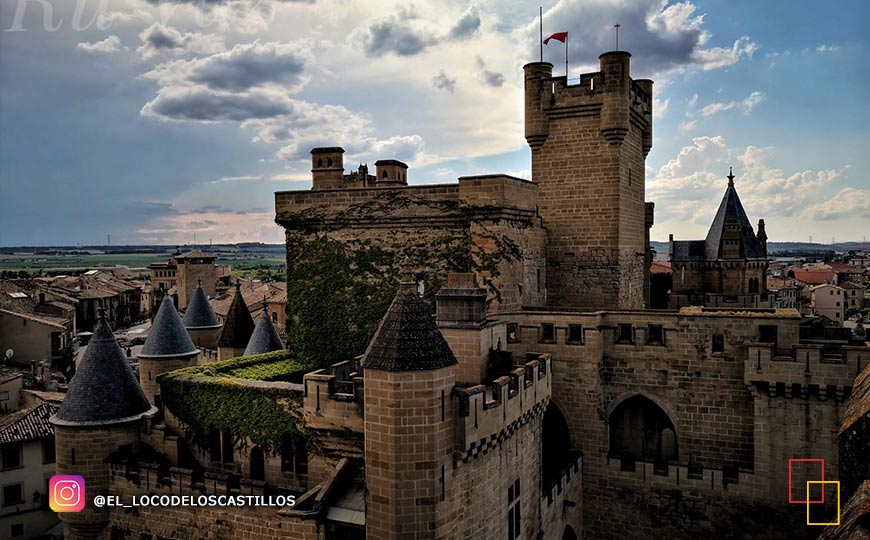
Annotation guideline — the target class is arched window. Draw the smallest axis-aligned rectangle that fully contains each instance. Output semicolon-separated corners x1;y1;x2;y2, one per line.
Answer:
542;403;573;488
327;158;333;166
316;158;323;168
249;446;265;481
382;170;388;179
562;526;578;540
609;395;678;466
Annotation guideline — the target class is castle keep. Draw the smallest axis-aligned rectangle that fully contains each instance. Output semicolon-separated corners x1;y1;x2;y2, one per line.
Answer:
47;49;869;540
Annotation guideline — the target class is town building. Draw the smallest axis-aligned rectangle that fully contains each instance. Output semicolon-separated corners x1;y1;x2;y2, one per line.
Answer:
811;283;847;325
46;48;870;540
147;250;230;311
0;388;61;539
0;280;77;372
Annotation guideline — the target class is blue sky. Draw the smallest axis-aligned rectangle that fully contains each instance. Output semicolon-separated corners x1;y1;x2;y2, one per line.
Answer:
0;0;867;246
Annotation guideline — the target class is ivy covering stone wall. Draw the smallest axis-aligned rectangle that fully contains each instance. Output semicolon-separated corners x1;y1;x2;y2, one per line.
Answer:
159;351;310;451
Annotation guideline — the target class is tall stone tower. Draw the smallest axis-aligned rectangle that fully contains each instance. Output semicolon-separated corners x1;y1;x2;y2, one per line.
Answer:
175;250;217;309
50;309;155;540
524;51;653;309
138;295;200;407
362;275;458;540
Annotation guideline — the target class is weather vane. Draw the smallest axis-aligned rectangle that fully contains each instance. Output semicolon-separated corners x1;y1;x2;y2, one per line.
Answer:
614;22;621;51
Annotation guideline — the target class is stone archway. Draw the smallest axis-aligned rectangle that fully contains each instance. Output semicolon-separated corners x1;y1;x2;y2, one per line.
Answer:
542;402;573;488
608;394;678;465
561;525;578;540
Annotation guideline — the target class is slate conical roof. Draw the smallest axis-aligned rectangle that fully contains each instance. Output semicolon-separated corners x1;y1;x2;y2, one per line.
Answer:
52;311;155;426
139;295;199;358
243;300;284;356
362;280;458;371
703;169;765;260
217;282;255;349
183;282;221;329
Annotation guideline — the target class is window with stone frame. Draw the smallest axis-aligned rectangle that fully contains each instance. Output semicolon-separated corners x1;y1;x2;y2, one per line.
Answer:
616;323;634;344
507;323;520;343
758;325;778;344
566;324;584;345
646;325;664;346
539;323;555;344
1;443;22;470
507;478;521;540
42;437;55;464
712;334;725;354
2;483;23;507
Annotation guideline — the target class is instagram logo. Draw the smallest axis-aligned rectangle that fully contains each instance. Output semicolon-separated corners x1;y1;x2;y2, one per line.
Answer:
49;475;85;512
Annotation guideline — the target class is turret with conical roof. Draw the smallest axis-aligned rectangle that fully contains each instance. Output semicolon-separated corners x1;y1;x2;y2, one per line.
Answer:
50;309;156;540
217;281;256;361
668;168;771;309
138;295;200;406
363;271;457;539
243;297;285;356
183;280;222;349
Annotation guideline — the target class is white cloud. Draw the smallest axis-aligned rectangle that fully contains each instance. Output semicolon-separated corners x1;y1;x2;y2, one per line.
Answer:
522;1;757;78
653;97;669;119
699;90;765;117
649;136;853;240
137;23;224;60
678;120;696;133
816;44;840;53
143;41;310;92
690;35;757;70
77;35;124;53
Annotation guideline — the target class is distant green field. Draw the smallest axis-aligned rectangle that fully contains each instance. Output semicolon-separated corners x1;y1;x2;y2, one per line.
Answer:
0;253;285;273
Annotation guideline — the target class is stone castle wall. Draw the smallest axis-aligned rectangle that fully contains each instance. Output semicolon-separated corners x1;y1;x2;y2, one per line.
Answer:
276;176;548;315
497;307;861;539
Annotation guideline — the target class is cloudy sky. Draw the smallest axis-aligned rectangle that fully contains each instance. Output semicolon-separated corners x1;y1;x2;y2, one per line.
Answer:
1;0;867;246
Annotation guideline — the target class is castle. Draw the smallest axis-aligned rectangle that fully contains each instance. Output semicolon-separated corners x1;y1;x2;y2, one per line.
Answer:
47;50;868;540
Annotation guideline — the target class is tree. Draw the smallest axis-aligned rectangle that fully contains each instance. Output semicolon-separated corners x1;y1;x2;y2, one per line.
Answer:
854;320;866;338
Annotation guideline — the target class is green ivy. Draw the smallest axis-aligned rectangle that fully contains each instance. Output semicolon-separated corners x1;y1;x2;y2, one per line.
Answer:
158;351;311;451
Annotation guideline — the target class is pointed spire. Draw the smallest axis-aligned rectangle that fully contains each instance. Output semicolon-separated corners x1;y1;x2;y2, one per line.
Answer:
703;172;765;260
243;297;284;356
727;166;735;187
140;295;199;358
363;274;458;372
52;311;154;426
217;280;255;349
183;281;221;329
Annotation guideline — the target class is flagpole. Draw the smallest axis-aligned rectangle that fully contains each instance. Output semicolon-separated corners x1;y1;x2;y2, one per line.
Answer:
539;6;543;63
565;35;569;79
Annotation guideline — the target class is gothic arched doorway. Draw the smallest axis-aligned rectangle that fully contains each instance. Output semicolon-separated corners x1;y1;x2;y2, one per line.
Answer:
609;394;678;466
542;403;573;488
562;525;578;540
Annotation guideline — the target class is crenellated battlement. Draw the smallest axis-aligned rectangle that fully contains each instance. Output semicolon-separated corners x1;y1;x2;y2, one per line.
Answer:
302;357;364;434
453;355;552;459
604;457;762;498
745;341;869;396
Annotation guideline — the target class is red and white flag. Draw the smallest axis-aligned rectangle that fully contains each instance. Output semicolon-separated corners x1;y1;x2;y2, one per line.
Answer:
543;31;568;44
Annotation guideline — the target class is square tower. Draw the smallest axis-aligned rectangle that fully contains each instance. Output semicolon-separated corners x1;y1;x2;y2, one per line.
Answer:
524;52;653;309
